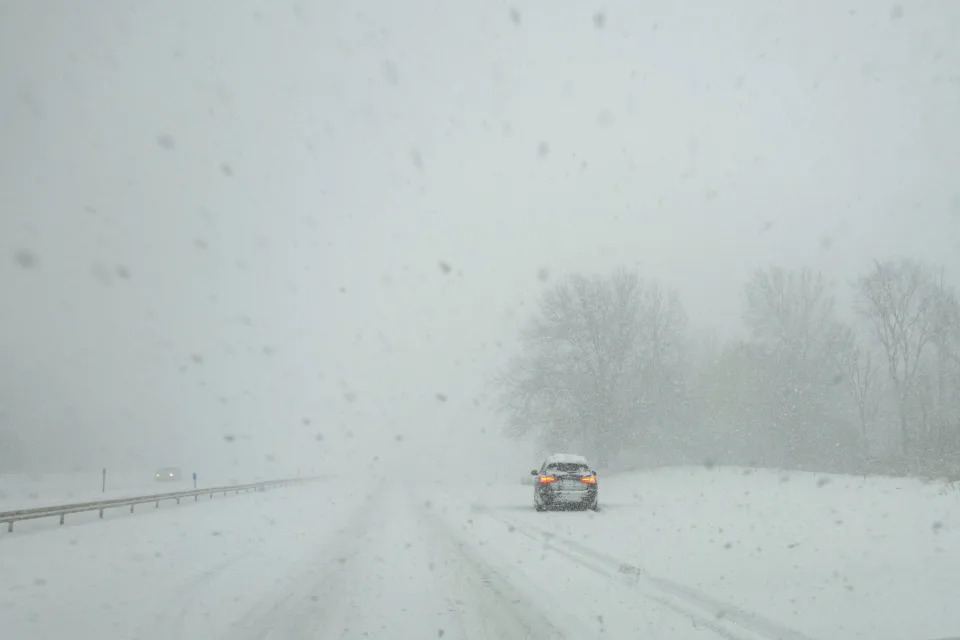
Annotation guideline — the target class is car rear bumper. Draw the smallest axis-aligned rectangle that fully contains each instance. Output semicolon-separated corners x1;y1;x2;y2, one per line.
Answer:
536;486;597;507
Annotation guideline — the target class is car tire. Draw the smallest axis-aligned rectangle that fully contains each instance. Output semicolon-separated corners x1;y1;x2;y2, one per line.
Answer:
534;494;545;512
589;499;600;512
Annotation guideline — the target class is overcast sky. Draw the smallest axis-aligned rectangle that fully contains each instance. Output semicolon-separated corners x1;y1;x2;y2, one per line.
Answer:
2;0;959;475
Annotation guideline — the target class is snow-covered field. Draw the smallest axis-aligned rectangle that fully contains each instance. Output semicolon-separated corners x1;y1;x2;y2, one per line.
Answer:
2;466;959;639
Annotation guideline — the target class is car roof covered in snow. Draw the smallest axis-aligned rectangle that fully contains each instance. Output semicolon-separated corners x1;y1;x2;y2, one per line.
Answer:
544;453;589;465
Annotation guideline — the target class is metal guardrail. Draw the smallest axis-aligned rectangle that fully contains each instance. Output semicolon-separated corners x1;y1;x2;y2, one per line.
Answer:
0;477;319;532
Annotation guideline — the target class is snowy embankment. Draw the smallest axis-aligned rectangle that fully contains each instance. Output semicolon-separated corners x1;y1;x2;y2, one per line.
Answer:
3;466;959;639
441;466;960;640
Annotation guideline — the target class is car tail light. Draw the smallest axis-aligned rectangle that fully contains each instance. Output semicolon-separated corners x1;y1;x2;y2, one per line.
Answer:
580;476;597;484
538;475;557;484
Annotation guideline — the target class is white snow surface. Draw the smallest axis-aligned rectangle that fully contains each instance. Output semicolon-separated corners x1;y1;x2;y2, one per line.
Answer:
542;453;590;465
2;466;959;639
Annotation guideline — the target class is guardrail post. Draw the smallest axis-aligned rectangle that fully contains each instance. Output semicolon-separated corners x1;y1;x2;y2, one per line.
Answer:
99;509;104;519
7;521;12;533
59;513;64;525
130;504;134;513
176;497;180;504
194;494;198;501
155;500;159;508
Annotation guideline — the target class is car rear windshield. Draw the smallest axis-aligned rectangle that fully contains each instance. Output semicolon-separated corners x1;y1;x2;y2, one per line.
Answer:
547;463;589;472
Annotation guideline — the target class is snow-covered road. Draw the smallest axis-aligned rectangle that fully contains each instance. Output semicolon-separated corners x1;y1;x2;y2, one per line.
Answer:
3;467;959;639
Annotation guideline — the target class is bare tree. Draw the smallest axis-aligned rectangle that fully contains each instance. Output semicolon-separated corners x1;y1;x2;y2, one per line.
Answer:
744;267;846;359
741;266;852;466
498;270;687;466
925;270;960;454
831;327;881;455
692;339;773;464
856;258;940;455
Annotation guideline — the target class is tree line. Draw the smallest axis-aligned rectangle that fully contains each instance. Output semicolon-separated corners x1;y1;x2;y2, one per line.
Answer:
497;258;960;477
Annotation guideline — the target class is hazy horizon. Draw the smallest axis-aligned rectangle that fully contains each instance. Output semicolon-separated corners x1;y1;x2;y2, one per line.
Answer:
2;0;959;475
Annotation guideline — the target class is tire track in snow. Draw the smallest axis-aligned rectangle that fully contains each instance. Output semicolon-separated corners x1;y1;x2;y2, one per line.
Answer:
228;490;385;640
167;555;253;638
486;509;819;640
417;503;586;640
231;487;576;640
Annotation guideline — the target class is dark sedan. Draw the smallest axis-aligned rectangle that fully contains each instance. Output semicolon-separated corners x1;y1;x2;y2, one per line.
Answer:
531;453;599;511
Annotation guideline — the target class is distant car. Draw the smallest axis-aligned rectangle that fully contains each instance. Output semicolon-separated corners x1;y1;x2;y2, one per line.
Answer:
531;453;599;511
155;466;182;482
